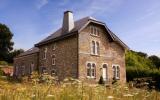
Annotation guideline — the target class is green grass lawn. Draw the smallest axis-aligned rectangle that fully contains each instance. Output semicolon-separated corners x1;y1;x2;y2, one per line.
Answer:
0;78;159;100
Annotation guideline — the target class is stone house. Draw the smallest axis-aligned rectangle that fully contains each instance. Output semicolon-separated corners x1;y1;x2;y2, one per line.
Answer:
14;11;129;84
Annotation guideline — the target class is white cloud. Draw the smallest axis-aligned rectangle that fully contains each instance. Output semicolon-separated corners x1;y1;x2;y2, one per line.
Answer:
36;0;48;9
75;0;124;19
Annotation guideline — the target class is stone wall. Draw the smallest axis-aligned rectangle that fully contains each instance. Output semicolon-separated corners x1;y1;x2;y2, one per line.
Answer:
78;23;126;84
38;34;78;80
14;53;39;77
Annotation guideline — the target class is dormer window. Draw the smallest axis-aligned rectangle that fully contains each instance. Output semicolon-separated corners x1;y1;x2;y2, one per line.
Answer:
90;26;100;37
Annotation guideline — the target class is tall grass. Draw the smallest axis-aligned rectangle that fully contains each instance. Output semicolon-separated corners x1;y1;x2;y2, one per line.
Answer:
0;78;160;100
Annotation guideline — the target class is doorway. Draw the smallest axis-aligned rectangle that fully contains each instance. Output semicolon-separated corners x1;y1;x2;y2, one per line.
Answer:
102;64;107;81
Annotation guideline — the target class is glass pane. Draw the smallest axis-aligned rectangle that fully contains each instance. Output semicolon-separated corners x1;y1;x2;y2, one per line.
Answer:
87;69;90;76
96;42;99;55
91;26;94;34
92;41;95;54
94;28;96;35
117;66;120;78
91;69;95;76
113;66;116;78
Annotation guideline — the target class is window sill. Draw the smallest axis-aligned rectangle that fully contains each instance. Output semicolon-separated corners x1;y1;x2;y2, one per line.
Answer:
90;54;100;57
90;34;100;37
87;76;96;79
113;77;120;80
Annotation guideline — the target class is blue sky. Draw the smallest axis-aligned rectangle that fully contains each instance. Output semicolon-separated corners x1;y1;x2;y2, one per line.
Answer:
0;0;160;56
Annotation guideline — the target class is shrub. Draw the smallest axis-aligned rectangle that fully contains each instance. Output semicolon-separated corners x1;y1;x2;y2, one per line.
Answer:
126;67;160;81
98;76;104;84
0;61;8;65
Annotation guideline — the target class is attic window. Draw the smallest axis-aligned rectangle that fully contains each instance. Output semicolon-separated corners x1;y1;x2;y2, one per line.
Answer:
90;26;100;37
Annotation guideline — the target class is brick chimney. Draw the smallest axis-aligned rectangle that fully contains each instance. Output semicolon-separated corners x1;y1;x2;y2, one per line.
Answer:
62;11;74;34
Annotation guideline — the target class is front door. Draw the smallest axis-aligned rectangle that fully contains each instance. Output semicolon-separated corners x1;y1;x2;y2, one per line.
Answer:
102;64;108;81
102;67;107;81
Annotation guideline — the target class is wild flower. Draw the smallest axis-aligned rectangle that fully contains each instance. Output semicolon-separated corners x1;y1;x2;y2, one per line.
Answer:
17;87;26;92
123;94;134;97
47;94;54;97
30;94;35;98
107;96;114;99
133;92;139;95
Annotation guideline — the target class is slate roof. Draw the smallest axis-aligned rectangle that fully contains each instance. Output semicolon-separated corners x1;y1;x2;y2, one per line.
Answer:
35;16;129;49
16;47;39;57
36;16;92;46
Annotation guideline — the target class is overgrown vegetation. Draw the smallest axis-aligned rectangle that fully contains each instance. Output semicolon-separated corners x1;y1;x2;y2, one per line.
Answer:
0;75;160;100
126;50;160;82
0;23;24;64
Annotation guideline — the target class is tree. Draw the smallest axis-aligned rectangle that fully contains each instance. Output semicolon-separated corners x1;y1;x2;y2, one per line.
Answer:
148;55;160;69
7;49;24;63
137;52;148;58
0;23;14;61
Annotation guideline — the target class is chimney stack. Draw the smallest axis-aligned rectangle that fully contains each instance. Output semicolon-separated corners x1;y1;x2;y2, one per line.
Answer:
62;11;74;34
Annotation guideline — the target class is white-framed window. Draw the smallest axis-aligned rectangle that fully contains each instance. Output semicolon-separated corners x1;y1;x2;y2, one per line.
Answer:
52;54;56;65
96;41;100;55
90;26;94;35
112;65;120;80
15;66;18;75
91;40;100;55
30;62;34;74
102;63;108;81
43;48;47;59
51;69;56;76
86;62;96;78
91;41;96;54
21;65;25;76
90;26;100;36
52;43;56;50
42;67;47;74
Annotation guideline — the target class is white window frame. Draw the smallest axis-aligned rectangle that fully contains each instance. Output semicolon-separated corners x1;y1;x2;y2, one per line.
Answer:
43;48;47;59
51;69;56;76
30;62;34;74
102;63;108;80
91;41;96;55
21;65;25;75
96;41;100;55
91;40;100;55
112;64;120;80
90;26;100;37
52;43;56;50
51;54;56;65
86;62;96;78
